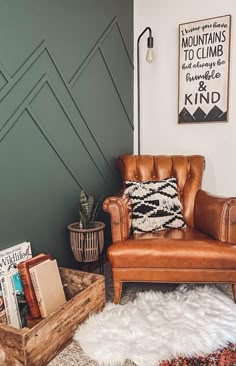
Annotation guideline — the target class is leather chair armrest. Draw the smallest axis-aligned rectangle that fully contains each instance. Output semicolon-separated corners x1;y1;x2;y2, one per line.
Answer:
195;189;236;243
103;189;132;243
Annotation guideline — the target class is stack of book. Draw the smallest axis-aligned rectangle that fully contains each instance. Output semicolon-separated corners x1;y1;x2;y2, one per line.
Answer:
0;242;66;329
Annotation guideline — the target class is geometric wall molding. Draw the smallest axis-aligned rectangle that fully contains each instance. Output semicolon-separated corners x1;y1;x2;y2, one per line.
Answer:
0;28;133;185
69;16;133;128
0;0;133;266
0;40;122;191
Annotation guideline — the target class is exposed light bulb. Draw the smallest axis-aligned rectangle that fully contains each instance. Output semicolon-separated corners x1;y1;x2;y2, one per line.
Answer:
146;48;155;63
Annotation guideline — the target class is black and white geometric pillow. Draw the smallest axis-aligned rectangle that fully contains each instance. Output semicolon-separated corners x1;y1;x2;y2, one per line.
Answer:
124;178;186;233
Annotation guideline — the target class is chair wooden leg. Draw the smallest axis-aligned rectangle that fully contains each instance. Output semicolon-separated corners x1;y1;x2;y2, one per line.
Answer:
113;281;122;304
232;284;236;303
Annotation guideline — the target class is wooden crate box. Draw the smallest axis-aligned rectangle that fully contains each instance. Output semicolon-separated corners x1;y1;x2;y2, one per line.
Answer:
0;268;105;366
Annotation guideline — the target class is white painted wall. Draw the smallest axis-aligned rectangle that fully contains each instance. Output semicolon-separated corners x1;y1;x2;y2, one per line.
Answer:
134;0;236;196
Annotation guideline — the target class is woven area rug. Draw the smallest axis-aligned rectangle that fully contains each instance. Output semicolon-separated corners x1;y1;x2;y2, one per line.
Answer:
49;264;236;366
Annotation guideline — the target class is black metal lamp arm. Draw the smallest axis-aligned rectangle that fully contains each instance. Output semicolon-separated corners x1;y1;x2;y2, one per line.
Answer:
137;27;154;155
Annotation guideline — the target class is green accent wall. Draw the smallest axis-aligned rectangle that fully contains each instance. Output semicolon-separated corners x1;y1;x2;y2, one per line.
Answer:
0;0;133;266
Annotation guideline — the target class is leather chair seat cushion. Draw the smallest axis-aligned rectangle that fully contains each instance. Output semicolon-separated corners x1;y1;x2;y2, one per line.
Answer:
108;228;236;269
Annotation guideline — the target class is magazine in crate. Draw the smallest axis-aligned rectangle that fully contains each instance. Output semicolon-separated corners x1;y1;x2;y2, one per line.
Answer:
0;242;32;325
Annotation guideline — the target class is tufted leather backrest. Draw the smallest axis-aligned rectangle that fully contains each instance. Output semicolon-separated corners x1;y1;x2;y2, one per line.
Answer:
117;155;205;228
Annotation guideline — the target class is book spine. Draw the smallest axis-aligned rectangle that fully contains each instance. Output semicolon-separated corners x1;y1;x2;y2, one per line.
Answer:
1;275;21;328
10;275;22;328
18;267;41;319
12;272;29;328
29;268;46;318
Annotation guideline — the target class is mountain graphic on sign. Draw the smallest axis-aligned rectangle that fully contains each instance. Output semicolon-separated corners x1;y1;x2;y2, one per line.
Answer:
178;108;195;122
179;106;227;123
193;107;206;121
204;106;226;121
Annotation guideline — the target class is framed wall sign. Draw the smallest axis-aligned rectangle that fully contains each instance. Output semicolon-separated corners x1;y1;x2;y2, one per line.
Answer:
178;15;231;123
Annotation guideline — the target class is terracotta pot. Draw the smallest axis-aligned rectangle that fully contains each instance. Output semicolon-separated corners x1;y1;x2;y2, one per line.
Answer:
68;221;105;262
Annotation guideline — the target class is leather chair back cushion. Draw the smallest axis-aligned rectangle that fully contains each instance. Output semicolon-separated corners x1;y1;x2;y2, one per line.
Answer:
117;155;205;228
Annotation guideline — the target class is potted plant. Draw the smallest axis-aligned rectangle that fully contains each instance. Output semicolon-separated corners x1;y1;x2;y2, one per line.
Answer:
68;190;105;264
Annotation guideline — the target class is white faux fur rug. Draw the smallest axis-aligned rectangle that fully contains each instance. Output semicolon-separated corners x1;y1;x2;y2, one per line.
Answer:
74;285;236;366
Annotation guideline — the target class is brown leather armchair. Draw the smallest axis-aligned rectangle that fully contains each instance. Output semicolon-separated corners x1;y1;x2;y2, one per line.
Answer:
103;155;236;304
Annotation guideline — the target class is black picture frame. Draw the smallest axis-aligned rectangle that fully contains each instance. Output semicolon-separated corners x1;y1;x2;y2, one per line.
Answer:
178;15;231;123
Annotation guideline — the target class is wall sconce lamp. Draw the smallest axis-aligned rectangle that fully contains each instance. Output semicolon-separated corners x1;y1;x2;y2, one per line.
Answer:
137;27;155;155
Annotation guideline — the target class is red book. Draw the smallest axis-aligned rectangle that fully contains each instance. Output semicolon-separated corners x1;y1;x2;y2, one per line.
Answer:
18;254;51;318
